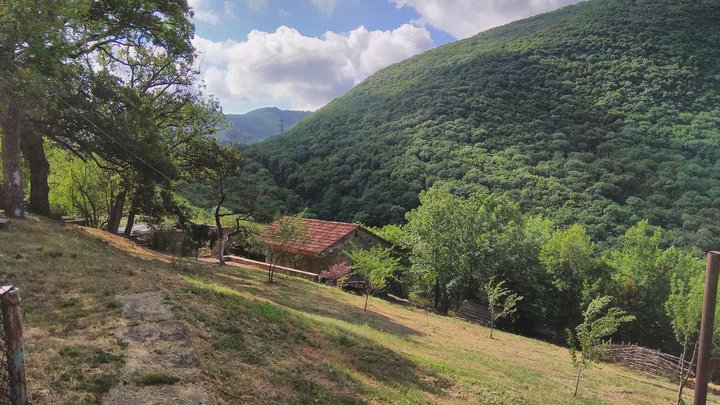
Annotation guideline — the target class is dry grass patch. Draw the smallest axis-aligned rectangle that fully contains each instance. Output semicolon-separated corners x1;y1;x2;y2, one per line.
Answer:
0;219;188;403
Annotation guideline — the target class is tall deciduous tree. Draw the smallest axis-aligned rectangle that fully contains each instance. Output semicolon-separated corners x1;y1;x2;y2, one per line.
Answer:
540;224;604;334
404;185;524;313
181;139;260;265
1;0;195;217
0;0;70;217
609;220;675;350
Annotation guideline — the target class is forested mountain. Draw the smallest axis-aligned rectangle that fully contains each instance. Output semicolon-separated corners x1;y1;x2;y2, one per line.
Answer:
216;107;310;145
251;0;720;251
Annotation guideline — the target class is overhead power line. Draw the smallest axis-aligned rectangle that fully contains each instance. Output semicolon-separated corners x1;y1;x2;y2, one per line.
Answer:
0;74;173;182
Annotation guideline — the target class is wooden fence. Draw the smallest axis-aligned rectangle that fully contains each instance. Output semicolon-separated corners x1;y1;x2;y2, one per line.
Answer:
602;341;694;381
224;255;320;282
456;300;495;327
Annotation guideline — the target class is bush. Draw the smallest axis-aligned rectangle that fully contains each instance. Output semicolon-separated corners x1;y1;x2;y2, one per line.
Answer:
149;227;193;256
320;262;351;287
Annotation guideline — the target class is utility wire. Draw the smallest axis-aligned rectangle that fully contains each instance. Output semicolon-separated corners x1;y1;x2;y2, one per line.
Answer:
0;73;174;182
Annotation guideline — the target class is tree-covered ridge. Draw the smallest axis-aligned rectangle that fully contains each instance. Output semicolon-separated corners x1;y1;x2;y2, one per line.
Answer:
215;107;311;145
251;0;720;251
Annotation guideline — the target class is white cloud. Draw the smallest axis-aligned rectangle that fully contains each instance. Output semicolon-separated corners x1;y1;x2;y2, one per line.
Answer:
311;0;337;17
188;0;220;24
193;24;433;111
391;0;583;39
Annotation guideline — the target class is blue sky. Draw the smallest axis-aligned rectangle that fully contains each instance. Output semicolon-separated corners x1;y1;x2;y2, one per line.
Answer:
190;0;582;114
194;0;455;45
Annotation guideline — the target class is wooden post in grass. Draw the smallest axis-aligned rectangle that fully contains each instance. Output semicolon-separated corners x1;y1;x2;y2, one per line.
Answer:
693;252;720;405
1;287;27;404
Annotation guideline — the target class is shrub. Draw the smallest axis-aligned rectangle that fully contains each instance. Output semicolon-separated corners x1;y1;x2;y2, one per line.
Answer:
320;262;351;287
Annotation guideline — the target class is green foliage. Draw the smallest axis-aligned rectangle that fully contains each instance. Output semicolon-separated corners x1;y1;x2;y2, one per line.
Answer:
47;144;122;227
540;225;594;293
482;277;523;338
664;249;704;346
539;224;608;333
608;221;677;350
184;223;214;259
368;224;411;250
148;226;193;257
394;184;705;351
348;246;398;291
347;246;399;311
567;296;635;396
250;0;720;251
404;185;525;313
1;0;219;231
178;140;294;224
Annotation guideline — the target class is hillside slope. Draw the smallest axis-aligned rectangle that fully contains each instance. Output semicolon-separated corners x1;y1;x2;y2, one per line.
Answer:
252;0;720;250
216;107;310;145
0;218;703;404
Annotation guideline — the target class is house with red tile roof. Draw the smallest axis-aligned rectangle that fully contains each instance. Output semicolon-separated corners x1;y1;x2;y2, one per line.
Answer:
262;218;390;274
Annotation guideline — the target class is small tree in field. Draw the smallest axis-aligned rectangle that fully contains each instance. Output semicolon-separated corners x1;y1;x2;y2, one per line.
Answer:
263;215;307;283
567;296;635;396
347;246;398;312
663;249;704;405
482;277;523;339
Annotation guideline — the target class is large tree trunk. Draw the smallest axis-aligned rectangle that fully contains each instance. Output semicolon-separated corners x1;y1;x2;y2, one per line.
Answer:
106;189;126;234
440;288;450;314
21;132;51;216
215;209;225;265
1;110;25;218
123;195;139;237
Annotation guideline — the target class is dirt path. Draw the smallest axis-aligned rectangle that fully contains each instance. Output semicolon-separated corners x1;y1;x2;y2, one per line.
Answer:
103;292;208;405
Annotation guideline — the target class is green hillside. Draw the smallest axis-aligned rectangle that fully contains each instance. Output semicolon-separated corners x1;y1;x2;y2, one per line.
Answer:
216;107;310;145
0;219;698;404
251;0;720;250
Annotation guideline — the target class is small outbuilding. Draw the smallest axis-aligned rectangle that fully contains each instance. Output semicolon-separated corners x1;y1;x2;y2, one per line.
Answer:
262;218;390;274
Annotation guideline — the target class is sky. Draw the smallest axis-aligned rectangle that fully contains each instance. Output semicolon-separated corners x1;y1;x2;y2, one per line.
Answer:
190;0;583;114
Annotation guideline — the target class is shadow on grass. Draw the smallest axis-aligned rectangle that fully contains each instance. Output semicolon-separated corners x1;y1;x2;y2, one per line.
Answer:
174;275;449;404
210;267;424;339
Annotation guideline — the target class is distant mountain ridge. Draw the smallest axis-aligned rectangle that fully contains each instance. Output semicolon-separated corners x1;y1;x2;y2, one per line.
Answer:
215;107;311;145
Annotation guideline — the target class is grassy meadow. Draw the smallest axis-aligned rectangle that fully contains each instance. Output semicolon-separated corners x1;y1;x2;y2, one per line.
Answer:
0;218;704;404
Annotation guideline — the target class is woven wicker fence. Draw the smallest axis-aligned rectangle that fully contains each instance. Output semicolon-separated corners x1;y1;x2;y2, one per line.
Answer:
603;341;694;381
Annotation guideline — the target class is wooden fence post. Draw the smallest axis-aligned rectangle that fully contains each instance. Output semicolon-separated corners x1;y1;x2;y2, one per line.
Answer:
0;287;28;405
694;251;720;405
1;288;27;405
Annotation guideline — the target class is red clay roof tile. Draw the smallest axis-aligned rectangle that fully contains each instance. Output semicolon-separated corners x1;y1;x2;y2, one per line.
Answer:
263;218;358;256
